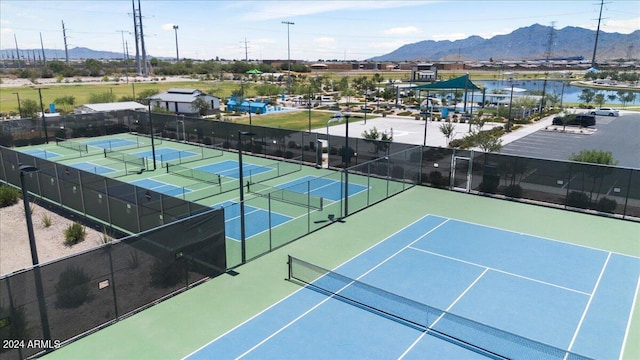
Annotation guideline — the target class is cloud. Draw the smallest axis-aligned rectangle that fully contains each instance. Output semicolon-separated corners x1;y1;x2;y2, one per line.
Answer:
384;26;421;35
604;17;640;34
241;1;432;22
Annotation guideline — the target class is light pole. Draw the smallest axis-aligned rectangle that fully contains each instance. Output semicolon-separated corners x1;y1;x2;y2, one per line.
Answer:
507;82;514;132
37;88;49;143
172;25;179;62
147;100;157;170
12;92;21;118
19;164;51;340
238;131;255;264
343;113;351;216
282;21;294;95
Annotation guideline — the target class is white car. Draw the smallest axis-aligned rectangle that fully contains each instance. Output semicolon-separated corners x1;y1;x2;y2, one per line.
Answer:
590;107;619;116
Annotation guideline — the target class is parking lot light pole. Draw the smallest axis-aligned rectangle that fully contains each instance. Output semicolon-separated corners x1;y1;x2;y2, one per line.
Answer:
37;88;49;143
343;113;351;217
12;92;21;117
238;130;255;264
19;164;51;340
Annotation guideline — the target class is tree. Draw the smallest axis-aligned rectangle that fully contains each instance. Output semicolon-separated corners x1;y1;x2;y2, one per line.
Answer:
192;97;210;116
473;130;503;153
362;126;392;155
616;90;637;108
594;93;606;108
20;99;40;119
53;96;76;114
578;89;596;105
439;122;456;147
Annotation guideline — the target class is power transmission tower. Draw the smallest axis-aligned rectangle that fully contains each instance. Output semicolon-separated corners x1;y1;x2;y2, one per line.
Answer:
131;0;141;75
544;21;556;66
62;20;70;64
137;0;148;77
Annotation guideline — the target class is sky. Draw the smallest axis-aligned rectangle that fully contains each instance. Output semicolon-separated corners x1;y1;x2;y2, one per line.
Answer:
1;0;639;61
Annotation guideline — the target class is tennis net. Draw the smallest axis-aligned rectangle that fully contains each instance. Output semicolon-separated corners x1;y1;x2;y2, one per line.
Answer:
56;137;89;153
248;182;323;211
287;256;593;360
166;163;221;186
104;148;146;173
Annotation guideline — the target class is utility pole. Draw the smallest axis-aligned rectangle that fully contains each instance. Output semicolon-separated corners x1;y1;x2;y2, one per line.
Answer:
39;32;46;66
173;25;180;62
14;34;21;69
62;20;70;65
590;0;606;70
282;21;294;94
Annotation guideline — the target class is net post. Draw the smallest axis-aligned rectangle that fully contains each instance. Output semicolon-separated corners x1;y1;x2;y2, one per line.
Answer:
166;163;169;173
287;255;292;281
104;148;107;158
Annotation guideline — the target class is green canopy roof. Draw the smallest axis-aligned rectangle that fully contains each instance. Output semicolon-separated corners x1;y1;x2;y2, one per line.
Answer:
413;74;481;91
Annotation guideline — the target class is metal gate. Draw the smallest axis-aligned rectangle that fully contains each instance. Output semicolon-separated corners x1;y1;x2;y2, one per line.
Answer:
451;156;472;192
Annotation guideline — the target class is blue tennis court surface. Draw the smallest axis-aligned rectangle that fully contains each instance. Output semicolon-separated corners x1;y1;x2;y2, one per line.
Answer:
84;138;137;150
130;178;191;197
22;148;61;159
213;200;291;241
196;160;272;180
186;215;639;359
69;162;116;175
133;148;199;162
276;175;368;201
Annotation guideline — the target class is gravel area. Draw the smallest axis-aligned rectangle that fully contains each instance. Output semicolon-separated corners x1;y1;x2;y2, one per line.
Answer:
0;201;103;276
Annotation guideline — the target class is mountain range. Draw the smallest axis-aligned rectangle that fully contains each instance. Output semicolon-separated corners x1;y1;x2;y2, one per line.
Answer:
369;24;639;62
2;24;638;62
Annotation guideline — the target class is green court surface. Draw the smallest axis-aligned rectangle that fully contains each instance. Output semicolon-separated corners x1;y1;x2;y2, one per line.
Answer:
42;185;640;360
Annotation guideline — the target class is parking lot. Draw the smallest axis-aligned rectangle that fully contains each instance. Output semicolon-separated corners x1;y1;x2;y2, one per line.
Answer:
501;111;640;169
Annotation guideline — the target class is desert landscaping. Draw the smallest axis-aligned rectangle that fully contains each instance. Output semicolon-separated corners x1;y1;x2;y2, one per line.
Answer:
0;201;103;275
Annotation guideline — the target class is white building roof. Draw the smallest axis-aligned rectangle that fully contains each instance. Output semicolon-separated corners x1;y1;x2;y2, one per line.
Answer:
76;101;146;113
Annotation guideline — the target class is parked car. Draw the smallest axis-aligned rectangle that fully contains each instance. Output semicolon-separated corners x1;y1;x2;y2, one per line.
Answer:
590;107;619;116
552;113;596;127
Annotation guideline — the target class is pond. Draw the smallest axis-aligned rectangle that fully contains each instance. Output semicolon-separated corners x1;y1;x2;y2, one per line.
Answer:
475;80;636;105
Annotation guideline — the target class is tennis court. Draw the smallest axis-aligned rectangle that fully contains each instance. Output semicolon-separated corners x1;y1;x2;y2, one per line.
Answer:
275;175;369;201
133;148;200;163
84;137;139;150
196;160;273;180
21;148;62;159
214;200;292;240
67;161;116;175
130;178;192;197
187;215;639;360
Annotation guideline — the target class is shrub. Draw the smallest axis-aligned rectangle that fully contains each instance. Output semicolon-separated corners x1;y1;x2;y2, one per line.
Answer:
595;197;617;213
150;256;184;288
448;139;463;148
503;184;523;198
0;305;30;349
429;171;447;188
55;265;91;308
0;186;20;208
565;191;591;209
64;222;87;246
40;213;53;228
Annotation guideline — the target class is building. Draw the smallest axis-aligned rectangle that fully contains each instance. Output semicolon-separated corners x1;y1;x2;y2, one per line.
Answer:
74;101;146;114
411;63;438;83
148;88;220;116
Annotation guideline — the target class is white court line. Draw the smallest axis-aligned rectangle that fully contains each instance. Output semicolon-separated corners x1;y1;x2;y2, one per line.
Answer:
181;214;447;359
620;274;640;360
235;218;451;359
398;268;490;359
565;252;611;358
449;217;638;260
408;246;591;296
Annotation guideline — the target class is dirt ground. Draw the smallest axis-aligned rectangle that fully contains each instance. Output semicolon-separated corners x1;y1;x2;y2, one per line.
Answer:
0;201;103;275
